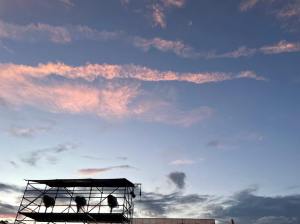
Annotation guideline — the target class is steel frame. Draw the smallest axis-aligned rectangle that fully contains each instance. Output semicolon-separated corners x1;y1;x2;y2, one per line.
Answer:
14;180;138;224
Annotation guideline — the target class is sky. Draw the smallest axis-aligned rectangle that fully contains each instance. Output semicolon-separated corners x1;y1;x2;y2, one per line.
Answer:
0;0;300;223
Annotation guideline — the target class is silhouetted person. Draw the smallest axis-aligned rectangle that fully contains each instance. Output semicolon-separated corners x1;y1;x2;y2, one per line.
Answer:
231;219;235;224
75;196;86;213
107;194;118;213
42;195;55;212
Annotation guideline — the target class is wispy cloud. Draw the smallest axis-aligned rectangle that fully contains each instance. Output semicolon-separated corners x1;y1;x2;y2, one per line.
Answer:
135;101;214;127
133;36;299;59
121;0;186;28
0;61;257;84
260;40;300;54
239;0;260;12
82;155;128;161
78;165;136;175
239;0;300;32
210;40;300;58
151;4;167;28
169;159;196;165
207;132;264;151
9;161;18;168
207;140;226;149
21;143;76;166
0;40;13;54
136;191;211;218
0;20;119;44
150;0;186;28
8;126;50;138
0;183;22;193
277;1;300;25
58;0;74;8
208;46;257;58
0;62;265;126
133;37;196;58
2;19;297;60
0;19;197;59
0;19;195;58
237;70;267;81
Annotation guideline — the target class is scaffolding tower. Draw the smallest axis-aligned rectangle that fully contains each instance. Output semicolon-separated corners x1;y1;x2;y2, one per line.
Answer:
14;179;139;224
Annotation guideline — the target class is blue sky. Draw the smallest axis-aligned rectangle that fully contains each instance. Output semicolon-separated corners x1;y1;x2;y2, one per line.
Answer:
0;0;300;223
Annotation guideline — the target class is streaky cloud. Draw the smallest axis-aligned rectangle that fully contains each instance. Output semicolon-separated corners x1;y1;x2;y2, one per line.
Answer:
8;126;50;138
78;165;136;175
169;159;196;165
0;20;119;44
21;143;76;167
0;62;265;83
209;40;300;58
0;62;264;126
239;0;300;32
239;0;260;12
133;37;197;58
260;40;300;54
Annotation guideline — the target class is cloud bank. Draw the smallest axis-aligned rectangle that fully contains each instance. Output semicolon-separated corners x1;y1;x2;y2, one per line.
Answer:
135;186;300;224
206;187;300;224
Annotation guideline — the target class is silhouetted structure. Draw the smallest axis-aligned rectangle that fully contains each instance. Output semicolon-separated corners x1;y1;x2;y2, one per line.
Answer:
14;179;139;224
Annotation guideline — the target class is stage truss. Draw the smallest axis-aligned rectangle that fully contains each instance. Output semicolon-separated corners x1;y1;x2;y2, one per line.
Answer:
14;179;140;224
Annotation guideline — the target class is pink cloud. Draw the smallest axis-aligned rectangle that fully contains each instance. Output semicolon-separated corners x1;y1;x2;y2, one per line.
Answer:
239;0;300;31
163;0;186;8
237;71;267;81
0;62;264;126
260;40;300;54
277;2;300;19
0;62;263;84
0;20;119;44
133;100;214;127
0;20;71;43
209;46;257;58
152;4;167;28
239;0;260;12
0;77;138;119
150;0;186;28
78;165;135;175
133;37;195;58
208;40;300;58
0;213;16;219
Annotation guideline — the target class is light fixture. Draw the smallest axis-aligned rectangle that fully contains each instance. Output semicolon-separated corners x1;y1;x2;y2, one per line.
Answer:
75;196;87;213
107;195;118;213
42;195;55;212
